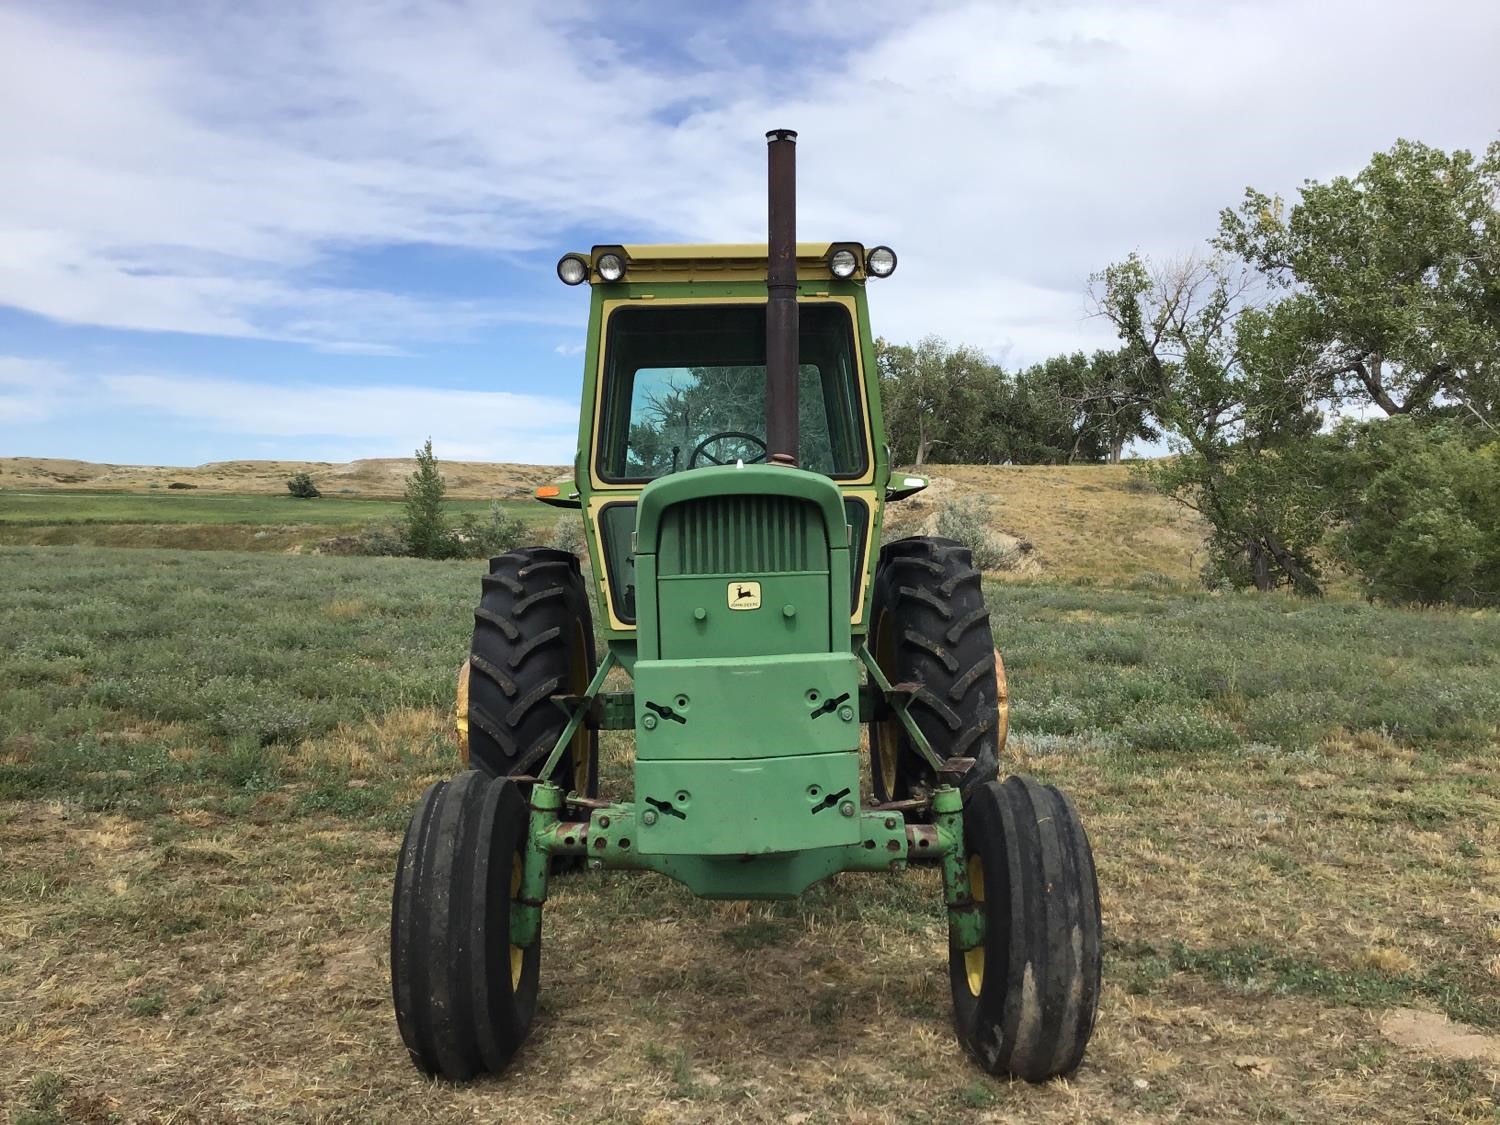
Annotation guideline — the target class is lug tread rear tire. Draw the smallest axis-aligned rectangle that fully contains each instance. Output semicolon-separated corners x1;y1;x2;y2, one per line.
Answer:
870;537;1001;803
949;776;1102;1082
468;548;597;795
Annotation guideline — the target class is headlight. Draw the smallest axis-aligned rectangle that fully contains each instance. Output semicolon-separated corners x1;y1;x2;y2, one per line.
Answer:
597;252;626;282
830;248;858;278
866;246;897;278
556;254;588;286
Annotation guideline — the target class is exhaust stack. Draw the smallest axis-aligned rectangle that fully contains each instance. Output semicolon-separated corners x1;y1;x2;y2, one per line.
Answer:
765;128;798;467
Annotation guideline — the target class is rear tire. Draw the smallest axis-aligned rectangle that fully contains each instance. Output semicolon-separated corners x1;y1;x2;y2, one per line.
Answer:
869;536;1001;806
949;776;1102;1082
466;548;598;803
391;771;540;1080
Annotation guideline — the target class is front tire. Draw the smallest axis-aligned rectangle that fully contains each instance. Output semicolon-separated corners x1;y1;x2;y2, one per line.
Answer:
391;771;540;1080
949;776;1102;1082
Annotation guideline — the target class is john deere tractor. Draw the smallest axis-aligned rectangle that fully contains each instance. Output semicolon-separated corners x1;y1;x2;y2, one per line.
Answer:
390;130;1102;1083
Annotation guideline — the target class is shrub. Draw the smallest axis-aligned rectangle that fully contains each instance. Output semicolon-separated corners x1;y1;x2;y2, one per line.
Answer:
936;497;1016;572
354;524;409;557
286;471;321;499
167;481;197;490
454;504;529;559
546;514;587;556
1328;421;1500;606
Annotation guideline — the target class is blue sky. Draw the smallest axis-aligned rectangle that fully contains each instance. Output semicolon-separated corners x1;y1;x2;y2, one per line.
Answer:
2;0;1497;467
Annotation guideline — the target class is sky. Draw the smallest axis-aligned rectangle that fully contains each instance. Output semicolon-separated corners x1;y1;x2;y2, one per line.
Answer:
1;0;1497;467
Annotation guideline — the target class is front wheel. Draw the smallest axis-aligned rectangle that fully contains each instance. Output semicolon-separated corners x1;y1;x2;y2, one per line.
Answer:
391;771;540;1080
949;776;1102;1082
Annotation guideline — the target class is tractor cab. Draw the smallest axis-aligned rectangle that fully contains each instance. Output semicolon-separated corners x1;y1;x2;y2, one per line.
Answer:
544;241;896;643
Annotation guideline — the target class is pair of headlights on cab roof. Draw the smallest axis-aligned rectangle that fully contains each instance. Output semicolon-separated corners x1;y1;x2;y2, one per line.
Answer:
554;245;897;286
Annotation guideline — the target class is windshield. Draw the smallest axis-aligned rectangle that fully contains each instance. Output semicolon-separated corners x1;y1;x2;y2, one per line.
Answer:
595;303;868;481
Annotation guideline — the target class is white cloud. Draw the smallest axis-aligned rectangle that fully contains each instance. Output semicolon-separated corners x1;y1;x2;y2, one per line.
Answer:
1;0;1497;363
0;357;76;423
98;373;578;463
0;355;578;462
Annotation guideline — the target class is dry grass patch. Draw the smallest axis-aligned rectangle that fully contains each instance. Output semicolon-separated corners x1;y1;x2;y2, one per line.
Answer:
904;463;1206;586
5;729;1498;1122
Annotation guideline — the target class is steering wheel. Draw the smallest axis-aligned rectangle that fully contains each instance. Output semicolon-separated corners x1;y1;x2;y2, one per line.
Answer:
687;431;768;468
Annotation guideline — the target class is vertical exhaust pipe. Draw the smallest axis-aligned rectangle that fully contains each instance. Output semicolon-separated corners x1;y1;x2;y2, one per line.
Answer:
765;128;798;467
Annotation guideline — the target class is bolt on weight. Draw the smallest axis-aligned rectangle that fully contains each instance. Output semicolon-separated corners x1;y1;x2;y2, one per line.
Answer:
839;800;856;817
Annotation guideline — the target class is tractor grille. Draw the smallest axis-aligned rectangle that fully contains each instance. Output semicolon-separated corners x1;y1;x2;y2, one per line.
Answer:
661;495;820;576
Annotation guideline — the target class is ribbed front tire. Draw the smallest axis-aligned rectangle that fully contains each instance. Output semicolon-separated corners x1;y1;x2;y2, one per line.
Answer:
949;776;1102;1081
391;771;540;1080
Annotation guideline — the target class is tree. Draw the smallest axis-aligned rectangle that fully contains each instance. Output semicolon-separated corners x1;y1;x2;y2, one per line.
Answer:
1096;139;1500;600
286;471;320;499
876;336;1005;466
403;438;455;560
1324;418;1500;605
1216;138;1500;427
1093;253;1328;593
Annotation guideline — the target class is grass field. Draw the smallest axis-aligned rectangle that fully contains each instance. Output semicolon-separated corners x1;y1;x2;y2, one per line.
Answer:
1;458;1204;584
3;546;1498;1122
0;491;548;552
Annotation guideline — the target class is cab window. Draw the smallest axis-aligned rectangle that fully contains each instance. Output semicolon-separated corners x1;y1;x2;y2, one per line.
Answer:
595;303;867;482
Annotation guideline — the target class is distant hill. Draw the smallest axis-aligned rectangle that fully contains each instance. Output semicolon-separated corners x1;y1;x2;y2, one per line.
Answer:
0;457;1206;584
0;457;569;500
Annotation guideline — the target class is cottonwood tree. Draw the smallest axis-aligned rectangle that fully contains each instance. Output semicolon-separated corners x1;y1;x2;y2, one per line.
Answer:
1094;253;1328;593
1217;138;1500;427
876;336;1003;466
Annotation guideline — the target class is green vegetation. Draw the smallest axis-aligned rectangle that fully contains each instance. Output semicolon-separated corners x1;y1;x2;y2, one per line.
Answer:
1095;138;1499;603
0;489;511;526
401;438;453;559
286;471;321;499
1;544;1496;1119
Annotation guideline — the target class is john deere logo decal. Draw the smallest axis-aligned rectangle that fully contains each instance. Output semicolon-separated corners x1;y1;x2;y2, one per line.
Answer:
728;580;762;610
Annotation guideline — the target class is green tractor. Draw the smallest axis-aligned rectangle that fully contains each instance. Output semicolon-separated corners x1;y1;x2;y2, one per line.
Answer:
390;129;1102;1083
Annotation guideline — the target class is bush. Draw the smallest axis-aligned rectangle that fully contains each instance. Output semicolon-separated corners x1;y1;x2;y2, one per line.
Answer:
1329;420;1500;606
546;514;587;557
286;471;321;499
936;497;1017;572
167;481;197;490
354;524;409;557
453;504;529;559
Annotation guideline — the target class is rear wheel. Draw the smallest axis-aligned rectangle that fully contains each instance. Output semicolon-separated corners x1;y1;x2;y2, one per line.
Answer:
869;537;1003;807
949;776;1102;1082
391;771;540;1080
464;548;597;803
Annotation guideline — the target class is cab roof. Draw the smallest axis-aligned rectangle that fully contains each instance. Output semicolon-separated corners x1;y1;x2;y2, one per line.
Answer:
578;242;866;284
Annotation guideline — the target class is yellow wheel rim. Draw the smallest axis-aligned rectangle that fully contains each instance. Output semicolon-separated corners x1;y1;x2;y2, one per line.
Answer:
873;610;900;794
569;620;591;799
509;854;525;991
964;854;985;996
454;659;471;766
994;648;1010;756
